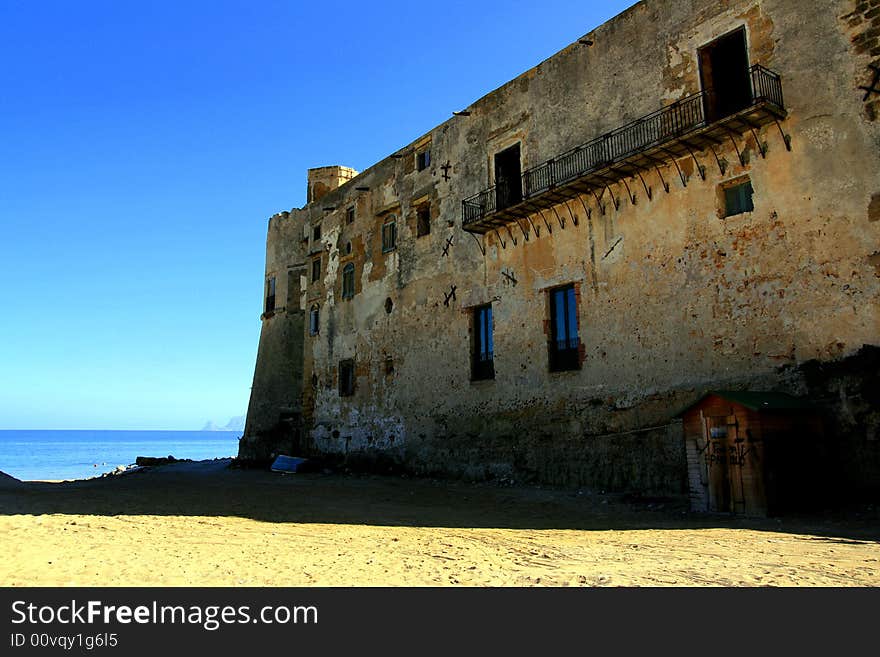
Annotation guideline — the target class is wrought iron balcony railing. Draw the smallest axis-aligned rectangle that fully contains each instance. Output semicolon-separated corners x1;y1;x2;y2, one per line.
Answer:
462;65;786;233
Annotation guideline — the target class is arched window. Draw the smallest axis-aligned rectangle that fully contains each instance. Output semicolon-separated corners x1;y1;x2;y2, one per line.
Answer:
342;263;355;299
309;304;320;336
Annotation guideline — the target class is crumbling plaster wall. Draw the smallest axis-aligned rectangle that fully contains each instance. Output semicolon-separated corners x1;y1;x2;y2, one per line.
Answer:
243;0;879;492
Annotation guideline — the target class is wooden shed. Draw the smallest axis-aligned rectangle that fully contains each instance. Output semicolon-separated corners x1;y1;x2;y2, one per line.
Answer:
679;391;824;516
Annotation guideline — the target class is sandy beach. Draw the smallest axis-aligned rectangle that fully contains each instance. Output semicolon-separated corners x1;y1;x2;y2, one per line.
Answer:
1;460;878;587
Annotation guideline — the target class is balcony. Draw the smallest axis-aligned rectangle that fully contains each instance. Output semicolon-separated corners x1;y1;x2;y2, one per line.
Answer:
461;65;786;234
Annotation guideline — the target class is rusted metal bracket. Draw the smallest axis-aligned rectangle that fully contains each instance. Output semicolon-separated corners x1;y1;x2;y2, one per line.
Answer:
525;214;540;237
563;200;579;226
774;118;792;152
749;127;767;158
551;205;566;229
590;188;606;215
662;149;688;187
513;217;530;241
467;232;485;256
654;164;670;193
621;177;637;205
538;209;553;234
576;193;592;221
682;142;706;180
603;183;620;211
726;130;746;166
708;145;727;175
494;229;506;249
504;224;517;246
635;171;652;200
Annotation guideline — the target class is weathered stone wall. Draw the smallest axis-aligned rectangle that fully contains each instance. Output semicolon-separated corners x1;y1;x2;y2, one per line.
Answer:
242;0;880;494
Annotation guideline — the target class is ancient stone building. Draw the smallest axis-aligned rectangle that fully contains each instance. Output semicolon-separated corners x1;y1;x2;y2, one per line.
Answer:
240;0;880;498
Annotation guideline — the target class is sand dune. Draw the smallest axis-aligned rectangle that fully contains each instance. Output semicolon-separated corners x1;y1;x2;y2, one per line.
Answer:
0;460;877;586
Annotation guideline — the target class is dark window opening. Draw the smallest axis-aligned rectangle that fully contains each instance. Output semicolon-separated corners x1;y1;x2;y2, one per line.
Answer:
417;150;431;171
494;143;522;211
311;257;321;283
471;304;495;381
339;359;355;396
345;241;352;255
312;223;322;242
384;297;393;314
417;205;431;237
265;276;276;313
342;263;355;299
384;355;394;376
548;285;581;372
382;218;397;252
309;304;319;336
287;270;297;306
346;206;355;224
724;180;754;216
699;27;751;123
311;373;318;388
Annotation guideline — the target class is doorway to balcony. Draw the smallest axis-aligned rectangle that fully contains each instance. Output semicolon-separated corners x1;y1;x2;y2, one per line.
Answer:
698;27;751;123
494;143;522;211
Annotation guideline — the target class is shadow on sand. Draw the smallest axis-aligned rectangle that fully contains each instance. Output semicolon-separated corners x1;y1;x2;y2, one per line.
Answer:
1;459;877;543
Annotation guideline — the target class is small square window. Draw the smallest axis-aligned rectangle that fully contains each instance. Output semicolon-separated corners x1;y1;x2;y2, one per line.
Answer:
311;257;321;283
382;218;397;252
723;180;754;217
416;150;431;171
339;359;355;396
417;205;430;237
346;207;355;224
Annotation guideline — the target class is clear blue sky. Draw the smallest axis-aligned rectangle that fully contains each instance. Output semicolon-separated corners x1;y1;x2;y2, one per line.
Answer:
0;0;634;430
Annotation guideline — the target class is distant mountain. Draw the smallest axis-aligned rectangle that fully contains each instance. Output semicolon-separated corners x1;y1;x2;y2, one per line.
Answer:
201;416;245;432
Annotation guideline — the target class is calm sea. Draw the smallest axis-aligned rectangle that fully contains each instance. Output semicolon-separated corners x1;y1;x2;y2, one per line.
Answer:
0;430;240;482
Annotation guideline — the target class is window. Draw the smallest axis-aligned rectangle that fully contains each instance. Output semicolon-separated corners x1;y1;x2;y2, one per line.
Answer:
417;204;431;237
382;217;397;252
287;270;297;306
548;284;580;372
309;304;319;336
265;276;276;313
416;149;431;171
471;304;495;381
311;257;321;283
312;223;322;242
342;263;355;299
698;27;751;123
494;143;522;210
723;180;754;216
346;206;355;224
339;359;355;396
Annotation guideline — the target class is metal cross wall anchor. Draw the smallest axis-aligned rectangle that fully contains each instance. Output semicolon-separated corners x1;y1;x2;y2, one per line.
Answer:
501;269;518;286
440;161;452;181
442;236;454;257
861;63;880;101
443;285;457;306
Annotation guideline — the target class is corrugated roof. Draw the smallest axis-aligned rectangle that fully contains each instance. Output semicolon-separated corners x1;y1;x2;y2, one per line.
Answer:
675;390;814;416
